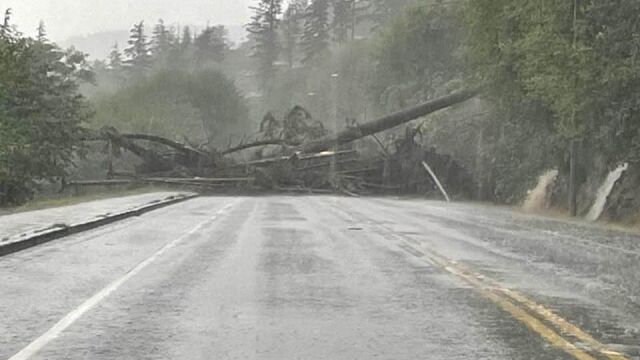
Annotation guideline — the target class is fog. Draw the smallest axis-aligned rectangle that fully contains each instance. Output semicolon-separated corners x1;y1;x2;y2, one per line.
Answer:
2;0;253;42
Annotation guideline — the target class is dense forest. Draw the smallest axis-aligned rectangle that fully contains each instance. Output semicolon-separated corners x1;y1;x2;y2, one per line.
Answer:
2;1;640;221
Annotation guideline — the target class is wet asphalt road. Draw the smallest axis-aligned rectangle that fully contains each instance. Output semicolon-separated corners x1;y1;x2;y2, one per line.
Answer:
1;196;639;359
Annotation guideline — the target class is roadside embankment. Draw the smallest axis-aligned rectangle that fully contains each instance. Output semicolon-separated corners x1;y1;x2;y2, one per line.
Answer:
0;192;197;257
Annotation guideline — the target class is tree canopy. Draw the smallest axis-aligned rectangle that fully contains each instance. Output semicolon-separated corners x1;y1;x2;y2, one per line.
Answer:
0;15;93;204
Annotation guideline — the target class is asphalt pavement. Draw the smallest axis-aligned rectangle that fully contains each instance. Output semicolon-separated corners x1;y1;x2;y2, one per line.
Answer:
1;196;639;359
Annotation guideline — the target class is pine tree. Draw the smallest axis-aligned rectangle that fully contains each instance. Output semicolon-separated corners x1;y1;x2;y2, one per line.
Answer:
0;8;12;36
282;0;306;68
108;42;123;69
194;25;228;64
246;0;283;86
181;26;193;49
332;0;355;43
36;20;46;42
151;19;173;58
124;21;152;70
301;0;330;64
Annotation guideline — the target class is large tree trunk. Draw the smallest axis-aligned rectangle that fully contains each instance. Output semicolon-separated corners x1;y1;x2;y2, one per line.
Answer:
298;89;479;153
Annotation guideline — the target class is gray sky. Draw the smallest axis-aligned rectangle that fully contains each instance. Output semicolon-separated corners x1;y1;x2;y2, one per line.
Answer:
4;0;256;42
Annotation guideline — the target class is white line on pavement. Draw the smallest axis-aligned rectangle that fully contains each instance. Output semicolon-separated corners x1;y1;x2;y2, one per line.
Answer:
9;201;237;360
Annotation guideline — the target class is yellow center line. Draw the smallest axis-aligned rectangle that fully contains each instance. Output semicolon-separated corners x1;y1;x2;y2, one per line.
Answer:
319;198;629;360
496;288;628;360
439;256;629;360
483;289;597;360
415;246;629;360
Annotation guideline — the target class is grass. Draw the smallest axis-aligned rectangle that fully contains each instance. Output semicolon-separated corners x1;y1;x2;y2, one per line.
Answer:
0;185;173;216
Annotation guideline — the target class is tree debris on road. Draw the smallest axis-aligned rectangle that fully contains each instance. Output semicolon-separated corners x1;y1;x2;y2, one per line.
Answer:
80;90;477;198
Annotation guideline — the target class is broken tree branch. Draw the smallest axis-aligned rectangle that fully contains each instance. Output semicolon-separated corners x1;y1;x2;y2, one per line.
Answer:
422;161;451;202
221;139;298;155
83;128;217;172
121;134;210;158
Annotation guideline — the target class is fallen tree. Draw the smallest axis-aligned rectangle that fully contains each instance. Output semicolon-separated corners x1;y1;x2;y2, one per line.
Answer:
298;89;478;153
78;89;479;196
219;89;478;157
84;127;217;173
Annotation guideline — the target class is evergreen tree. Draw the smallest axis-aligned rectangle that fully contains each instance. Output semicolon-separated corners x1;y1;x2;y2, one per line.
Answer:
194;25;228;64
301;0;330;64
108;42;123;69
36;20;46;42
332;0;355;43
124;21;152;71
0;9;12;37
246;0;283;86
181;26;193;49
0;18;93;204
282;1;306;67
151;19;173;58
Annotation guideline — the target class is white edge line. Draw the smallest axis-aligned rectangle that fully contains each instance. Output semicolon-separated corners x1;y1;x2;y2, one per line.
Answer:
9;202;236;360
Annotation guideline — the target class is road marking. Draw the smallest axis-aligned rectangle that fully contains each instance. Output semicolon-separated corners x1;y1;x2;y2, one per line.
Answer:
317;198;630;360
497;288;629;360
416;246;629;360
483;288;597;360
9;202;237;360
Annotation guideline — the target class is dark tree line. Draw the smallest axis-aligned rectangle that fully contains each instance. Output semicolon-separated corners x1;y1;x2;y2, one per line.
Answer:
107;19;230;76
246;0;409;87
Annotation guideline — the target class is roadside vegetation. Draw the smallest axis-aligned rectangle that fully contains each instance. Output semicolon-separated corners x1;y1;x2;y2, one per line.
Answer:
0;14;93;205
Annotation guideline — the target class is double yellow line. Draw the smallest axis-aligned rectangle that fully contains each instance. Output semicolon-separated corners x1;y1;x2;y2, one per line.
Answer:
414;245;629;360
319;198;629;360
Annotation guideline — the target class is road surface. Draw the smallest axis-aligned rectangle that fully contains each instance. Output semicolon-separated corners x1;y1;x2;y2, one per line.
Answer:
1;196;639;359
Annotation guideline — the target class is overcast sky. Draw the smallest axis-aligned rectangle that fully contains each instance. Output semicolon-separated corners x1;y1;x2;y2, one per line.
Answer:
4;0;258;42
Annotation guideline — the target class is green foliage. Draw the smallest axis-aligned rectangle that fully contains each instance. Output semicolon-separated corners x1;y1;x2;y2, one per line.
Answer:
464;0;640;141
194;26;228;65
95;19;232;92
371;2;463;110
151;19;175;59
92;69;248;146
124;21;152;72
0;24;93;204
